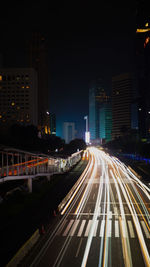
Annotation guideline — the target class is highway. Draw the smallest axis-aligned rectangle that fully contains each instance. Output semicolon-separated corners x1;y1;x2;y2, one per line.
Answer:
28;147;150;267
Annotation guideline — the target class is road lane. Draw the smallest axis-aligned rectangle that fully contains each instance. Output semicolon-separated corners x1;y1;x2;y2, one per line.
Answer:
28;147;150;267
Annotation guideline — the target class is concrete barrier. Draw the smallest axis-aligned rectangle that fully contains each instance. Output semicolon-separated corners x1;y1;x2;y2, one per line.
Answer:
6;229;40;267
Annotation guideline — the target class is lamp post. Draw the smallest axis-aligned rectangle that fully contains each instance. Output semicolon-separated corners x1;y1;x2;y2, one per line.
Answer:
84;115;90;144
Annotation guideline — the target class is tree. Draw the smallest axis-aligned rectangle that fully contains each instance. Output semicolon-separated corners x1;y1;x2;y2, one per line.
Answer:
69;138;86;152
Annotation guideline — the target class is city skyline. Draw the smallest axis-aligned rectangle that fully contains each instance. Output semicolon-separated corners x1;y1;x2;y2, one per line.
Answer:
1;2;150;266
0;1;136;138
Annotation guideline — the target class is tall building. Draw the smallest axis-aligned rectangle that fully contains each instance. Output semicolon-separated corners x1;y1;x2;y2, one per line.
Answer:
135;0;150;139
29;32;50;135
50;113;56;135
89;79;111;142
0;68;38;132
63;122;76;144
99;103;112;143
112;73;138;139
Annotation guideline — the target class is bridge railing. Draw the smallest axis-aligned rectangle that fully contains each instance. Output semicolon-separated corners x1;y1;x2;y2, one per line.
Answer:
0;148;83;180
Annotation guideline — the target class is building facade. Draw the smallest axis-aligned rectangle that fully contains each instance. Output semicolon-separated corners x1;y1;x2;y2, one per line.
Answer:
112;73;138;139
89;79;111;143
50;113;56;135
0;68;38;131
29;32;50;135
99;103;112;143
63;122;76;144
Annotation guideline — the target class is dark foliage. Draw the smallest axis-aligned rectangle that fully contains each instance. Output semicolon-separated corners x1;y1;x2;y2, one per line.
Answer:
0;124;65;154
0;125;86;155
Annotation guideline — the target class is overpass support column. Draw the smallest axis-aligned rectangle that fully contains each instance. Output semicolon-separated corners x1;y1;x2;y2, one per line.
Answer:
47;175;52;181
27;178;32;193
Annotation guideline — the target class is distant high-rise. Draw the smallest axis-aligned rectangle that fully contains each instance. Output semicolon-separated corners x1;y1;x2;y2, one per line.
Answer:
99;103;112;143
112;73;138;139
50;113;56;135
0;68;38;131
63;122;76;144
89;78;110;142
29;32;50;135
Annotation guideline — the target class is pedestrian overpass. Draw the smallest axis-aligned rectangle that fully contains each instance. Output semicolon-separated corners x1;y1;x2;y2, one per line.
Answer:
0;148;82;192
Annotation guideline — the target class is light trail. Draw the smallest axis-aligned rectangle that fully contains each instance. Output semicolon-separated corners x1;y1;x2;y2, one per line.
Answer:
110;169;133;267
75;152;96;217
102;164;111;267
60;153;93;215
99;163;107;267
30;147;150;267
81;148;104;267
112;161;150;267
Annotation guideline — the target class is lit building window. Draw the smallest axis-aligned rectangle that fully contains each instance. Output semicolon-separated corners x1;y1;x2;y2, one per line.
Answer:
45;126;48;134
144;37;150;48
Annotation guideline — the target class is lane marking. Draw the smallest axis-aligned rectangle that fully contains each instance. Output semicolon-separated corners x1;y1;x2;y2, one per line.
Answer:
75;238;83;257
88;209;91;218
115;220;119;237
56;219;67;235
100;220;105;237
107;220;112;237
109;211;112;220
84;220;92;237
127;221;135;238
63;220;74;236
93;220;99;237
141;221;150;239
70;220;80;236
77;220;86;237
114;207;118;219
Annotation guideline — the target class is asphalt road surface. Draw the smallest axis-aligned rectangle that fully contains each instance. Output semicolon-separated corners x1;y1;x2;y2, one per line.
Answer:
26;147;150;267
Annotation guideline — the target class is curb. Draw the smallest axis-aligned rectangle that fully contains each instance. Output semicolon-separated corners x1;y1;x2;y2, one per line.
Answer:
6;229;40;267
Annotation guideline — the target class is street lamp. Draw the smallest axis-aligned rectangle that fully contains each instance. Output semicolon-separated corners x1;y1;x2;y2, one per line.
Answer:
84;115;90;144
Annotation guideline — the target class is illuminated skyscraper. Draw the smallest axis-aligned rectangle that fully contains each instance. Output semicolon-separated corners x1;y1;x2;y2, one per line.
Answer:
29;32;50;135
99;103;112;143
89;79;110;142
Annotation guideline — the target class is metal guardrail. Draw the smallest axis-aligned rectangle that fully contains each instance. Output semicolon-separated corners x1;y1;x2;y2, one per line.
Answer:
0;148;83;182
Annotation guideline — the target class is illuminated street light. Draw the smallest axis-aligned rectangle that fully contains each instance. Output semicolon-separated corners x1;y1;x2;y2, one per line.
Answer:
84;115;90;144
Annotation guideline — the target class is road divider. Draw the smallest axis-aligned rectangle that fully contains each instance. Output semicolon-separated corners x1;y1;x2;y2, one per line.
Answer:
6;229;40;267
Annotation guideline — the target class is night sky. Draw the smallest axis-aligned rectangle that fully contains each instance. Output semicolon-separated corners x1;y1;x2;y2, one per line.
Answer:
0;1;136;138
